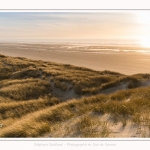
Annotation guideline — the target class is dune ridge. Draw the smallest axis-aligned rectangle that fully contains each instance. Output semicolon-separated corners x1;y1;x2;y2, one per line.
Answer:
0;54;150;137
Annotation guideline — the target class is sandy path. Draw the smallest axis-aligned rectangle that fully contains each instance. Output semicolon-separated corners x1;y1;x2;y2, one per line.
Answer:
0;43;150;75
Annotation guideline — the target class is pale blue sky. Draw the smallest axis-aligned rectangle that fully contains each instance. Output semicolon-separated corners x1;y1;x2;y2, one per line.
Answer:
0;12;150;44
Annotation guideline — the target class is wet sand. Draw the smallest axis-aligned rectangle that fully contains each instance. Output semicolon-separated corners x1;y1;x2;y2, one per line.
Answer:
0;43;150;75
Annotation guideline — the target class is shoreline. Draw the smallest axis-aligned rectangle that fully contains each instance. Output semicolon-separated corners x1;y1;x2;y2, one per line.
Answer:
0;43;150;75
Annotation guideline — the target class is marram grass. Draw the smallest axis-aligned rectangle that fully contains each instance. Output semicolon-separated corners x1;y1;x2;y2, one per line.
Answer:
0;54;150;137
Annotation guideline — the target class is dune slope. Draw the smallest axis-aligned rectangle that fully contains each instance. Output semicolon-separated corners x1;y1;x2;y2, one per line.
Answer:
0;54;150;138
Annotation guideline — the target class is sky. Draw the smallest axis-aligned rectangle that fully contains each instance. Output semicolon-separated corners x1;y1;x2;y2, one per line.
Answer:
0;11;150;46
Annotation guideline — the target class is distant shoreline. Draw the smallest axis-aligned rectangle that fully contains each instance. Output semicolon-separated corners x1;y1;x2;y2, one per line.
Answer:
0;43;150;75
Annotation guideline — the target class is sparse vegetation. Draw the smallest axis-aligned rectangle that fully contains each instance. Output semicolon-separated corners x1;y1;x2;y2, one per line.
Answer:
54;80;68;91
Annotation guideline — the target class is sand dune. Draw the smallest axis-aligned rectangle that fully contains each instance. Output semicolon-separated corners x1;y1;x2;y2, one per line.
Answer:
1;53;150;138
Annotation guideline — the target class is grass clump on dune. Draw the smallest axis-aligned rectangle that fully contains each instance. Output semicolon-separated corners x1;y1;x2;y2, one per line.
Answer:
54;80;68;91
0;79;51;100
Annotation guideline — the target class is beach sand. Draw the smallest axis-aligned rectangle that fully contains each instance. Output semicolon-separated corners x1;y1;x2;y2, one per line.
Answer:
0;43;150;75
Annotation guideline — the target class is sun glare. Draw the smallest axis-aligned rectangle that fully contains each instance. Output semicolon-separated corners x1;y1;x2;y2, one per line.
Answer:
140;37;150;48
136;12;150;24
135;12;150;48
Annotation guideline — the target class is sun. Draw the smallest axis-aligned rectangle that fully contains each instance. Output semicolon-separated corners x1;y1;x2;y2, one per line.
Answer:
140;37;150;48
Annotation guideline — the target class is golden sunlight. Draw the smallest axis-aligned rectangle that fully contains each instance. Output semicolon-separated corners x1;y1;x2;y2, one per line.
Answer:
135;11;150;48
140;37;150;48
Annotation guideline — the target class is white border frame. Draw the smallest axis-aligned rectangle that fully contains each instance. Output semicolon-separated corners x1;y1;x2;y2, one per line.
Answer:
1;0;150;9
